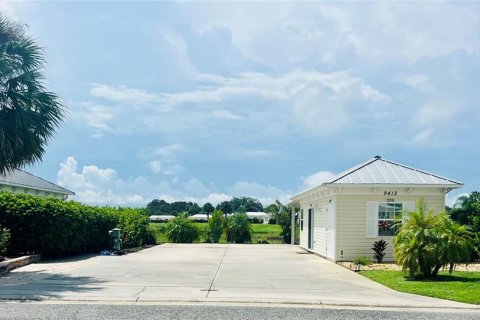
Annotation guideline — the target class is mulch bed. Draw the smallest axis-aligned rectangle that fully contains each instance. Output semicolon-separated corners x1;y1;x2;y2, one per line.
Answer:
339;261;480;272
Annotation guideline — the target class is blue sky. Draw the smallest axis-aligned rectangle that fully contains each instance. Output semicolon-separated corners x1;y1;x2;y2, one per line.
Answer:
3;1;480;206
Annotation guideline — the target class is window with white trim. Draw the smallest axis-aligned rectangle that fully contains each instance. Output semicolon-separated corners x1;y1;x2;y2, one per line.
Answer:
378;203;402;236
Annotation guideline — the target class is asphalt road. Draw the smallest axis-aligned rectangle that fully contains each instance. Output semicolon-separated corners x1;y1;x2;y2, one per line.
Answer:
0;303;479;320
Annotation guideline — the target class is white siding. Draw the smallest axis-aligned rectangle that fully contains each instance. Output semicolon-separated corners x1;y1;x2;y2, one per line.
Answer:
336;192;446;262
298;196;334;257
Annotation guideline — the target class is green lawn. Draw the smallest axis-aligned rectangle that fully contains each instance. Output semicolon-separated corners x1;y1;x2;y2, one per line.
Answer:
360;270;480;304
149;222;287;244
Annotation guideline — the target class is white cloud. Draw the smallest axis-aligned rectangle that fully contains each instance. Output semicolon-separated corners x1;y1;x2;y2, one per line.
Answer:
139;144;184;159
396;74;435;93
303;171;337;188
182;2;480;65
147;160;163;174
56;157;294;207
90;83;159;105
411;101;462;145
80;70;389;140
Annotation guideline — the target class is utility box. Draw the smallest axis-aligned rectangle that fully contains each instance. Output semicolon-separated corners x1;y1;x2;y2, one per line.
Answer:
109;228;121;252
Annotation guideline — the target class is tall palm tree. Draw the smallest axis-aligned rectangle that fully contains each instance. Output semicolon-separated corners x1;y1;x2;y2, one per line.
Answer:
0;15;65;174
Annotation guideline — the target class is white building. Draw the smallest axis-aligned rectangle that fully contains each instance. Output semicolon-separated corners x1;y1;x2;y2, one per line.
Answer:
290;156;463;262
0;169;74;199
149;215;176;222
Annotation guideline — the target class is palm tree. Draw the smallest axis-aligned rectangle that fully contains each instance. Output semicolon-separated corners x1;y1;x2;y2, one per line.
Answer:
394;198;475;278
0;15;65;174
434;214;474;274
393;199;438;278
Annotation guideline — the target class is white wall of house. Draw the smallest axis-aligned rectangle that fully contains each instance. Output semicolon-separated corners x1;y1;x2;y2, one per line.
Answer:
335;186;446;262
0;184;66;199
296;186;447;262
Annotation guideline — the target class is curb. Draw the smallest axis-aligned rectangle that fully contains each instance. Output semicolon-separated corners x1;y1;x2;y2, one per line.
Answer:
0;254;41;276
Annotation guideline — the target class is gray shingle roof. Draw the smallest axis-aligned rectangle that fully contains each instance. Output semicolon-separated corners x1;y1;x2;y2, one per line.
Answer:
328;156;462;186
0;169;74;195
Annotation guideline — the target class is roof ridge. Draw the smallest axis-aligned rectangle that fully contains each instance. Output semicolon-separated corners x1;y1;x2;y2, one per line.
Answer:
329;157;380;183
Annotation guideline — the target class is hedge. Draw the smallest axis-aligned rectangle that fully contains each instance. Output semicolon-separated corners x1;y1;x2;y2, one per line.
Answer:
0;192;155;257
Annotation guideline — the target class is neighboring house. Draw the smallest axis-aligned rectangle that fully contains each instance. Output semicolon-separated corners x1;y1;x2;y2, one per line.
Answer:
0;169;74;200
290;156;463;262
149;215;176;222
245;212;270;224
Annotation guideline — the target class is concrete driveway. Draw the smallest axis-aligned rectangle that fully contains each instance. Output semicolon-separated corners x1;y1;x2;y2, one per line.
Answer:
0;244;477;309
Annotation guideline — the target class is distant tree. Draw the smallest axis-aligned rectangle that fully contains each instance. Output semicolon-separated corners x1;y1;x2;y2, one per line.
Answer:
265;203;280;224
146;199;168;216
0;14;65;174
217;201;232;218
230;197;263;212
450;191;480;260
202;202;215;219
186;202;201;215
170;201;188;215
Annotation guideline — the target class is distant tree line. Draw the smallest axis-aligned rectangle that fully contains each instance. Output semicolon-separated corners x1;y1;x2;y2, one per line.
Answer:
146;197;264;216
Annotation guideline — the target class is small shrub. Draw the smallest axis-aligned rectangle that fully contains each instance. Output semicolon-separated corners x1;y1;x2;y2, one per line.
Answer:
225;213;252;243
165;213;199;243
353;256;372;266
208;210;224;243
0;226;10;261
116;208;152;248
257;239;269;244
372;239;387;263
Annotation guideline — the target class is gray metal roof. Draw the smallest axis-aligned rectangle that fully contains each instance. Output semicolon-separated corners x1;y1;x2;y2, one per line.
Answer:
328;156;462;186
292;156;463;200
0;169;75;195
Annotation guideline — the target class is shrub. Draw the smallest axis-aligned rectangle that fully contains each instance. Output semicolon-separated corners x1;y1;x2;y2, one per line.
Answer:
0;192;153;257
116;208;152;248
225;213;252;243
208;210;224;243
0;226;10;260
394;199;475;278
165;213;199;243
372;239;387;263
353;256;372;266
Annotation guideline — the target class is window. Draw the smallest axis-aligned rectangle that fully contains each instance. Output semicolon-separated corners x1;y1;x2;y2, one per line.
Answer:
378;203;402;236
300;209;304;231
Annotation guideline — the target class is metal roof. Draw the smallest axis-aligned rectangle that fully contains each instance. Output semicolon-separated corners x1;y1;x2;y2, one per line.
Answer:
0;169;75;195
292;156;463;199
328;156;463;185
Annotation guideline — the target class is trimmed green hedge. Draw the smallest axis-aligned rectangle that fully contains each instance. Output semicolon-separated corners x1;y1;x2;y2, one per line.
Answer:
0;192;154;257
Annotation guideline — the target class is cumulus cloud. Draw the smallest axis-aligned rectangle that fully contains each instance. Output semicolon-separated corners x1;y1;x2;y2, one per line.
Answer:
56;157;295;207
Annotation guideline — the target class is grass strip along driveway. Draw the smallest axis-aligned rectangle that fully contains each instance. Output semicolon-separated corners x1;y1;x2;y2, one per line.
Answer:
150;223;287;244
360;271;480;305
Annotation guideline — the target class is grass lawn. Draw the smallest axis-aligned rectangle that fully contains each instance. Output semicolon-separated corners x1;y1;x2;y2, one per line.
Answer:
149;222;287;244
360;270;480;304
